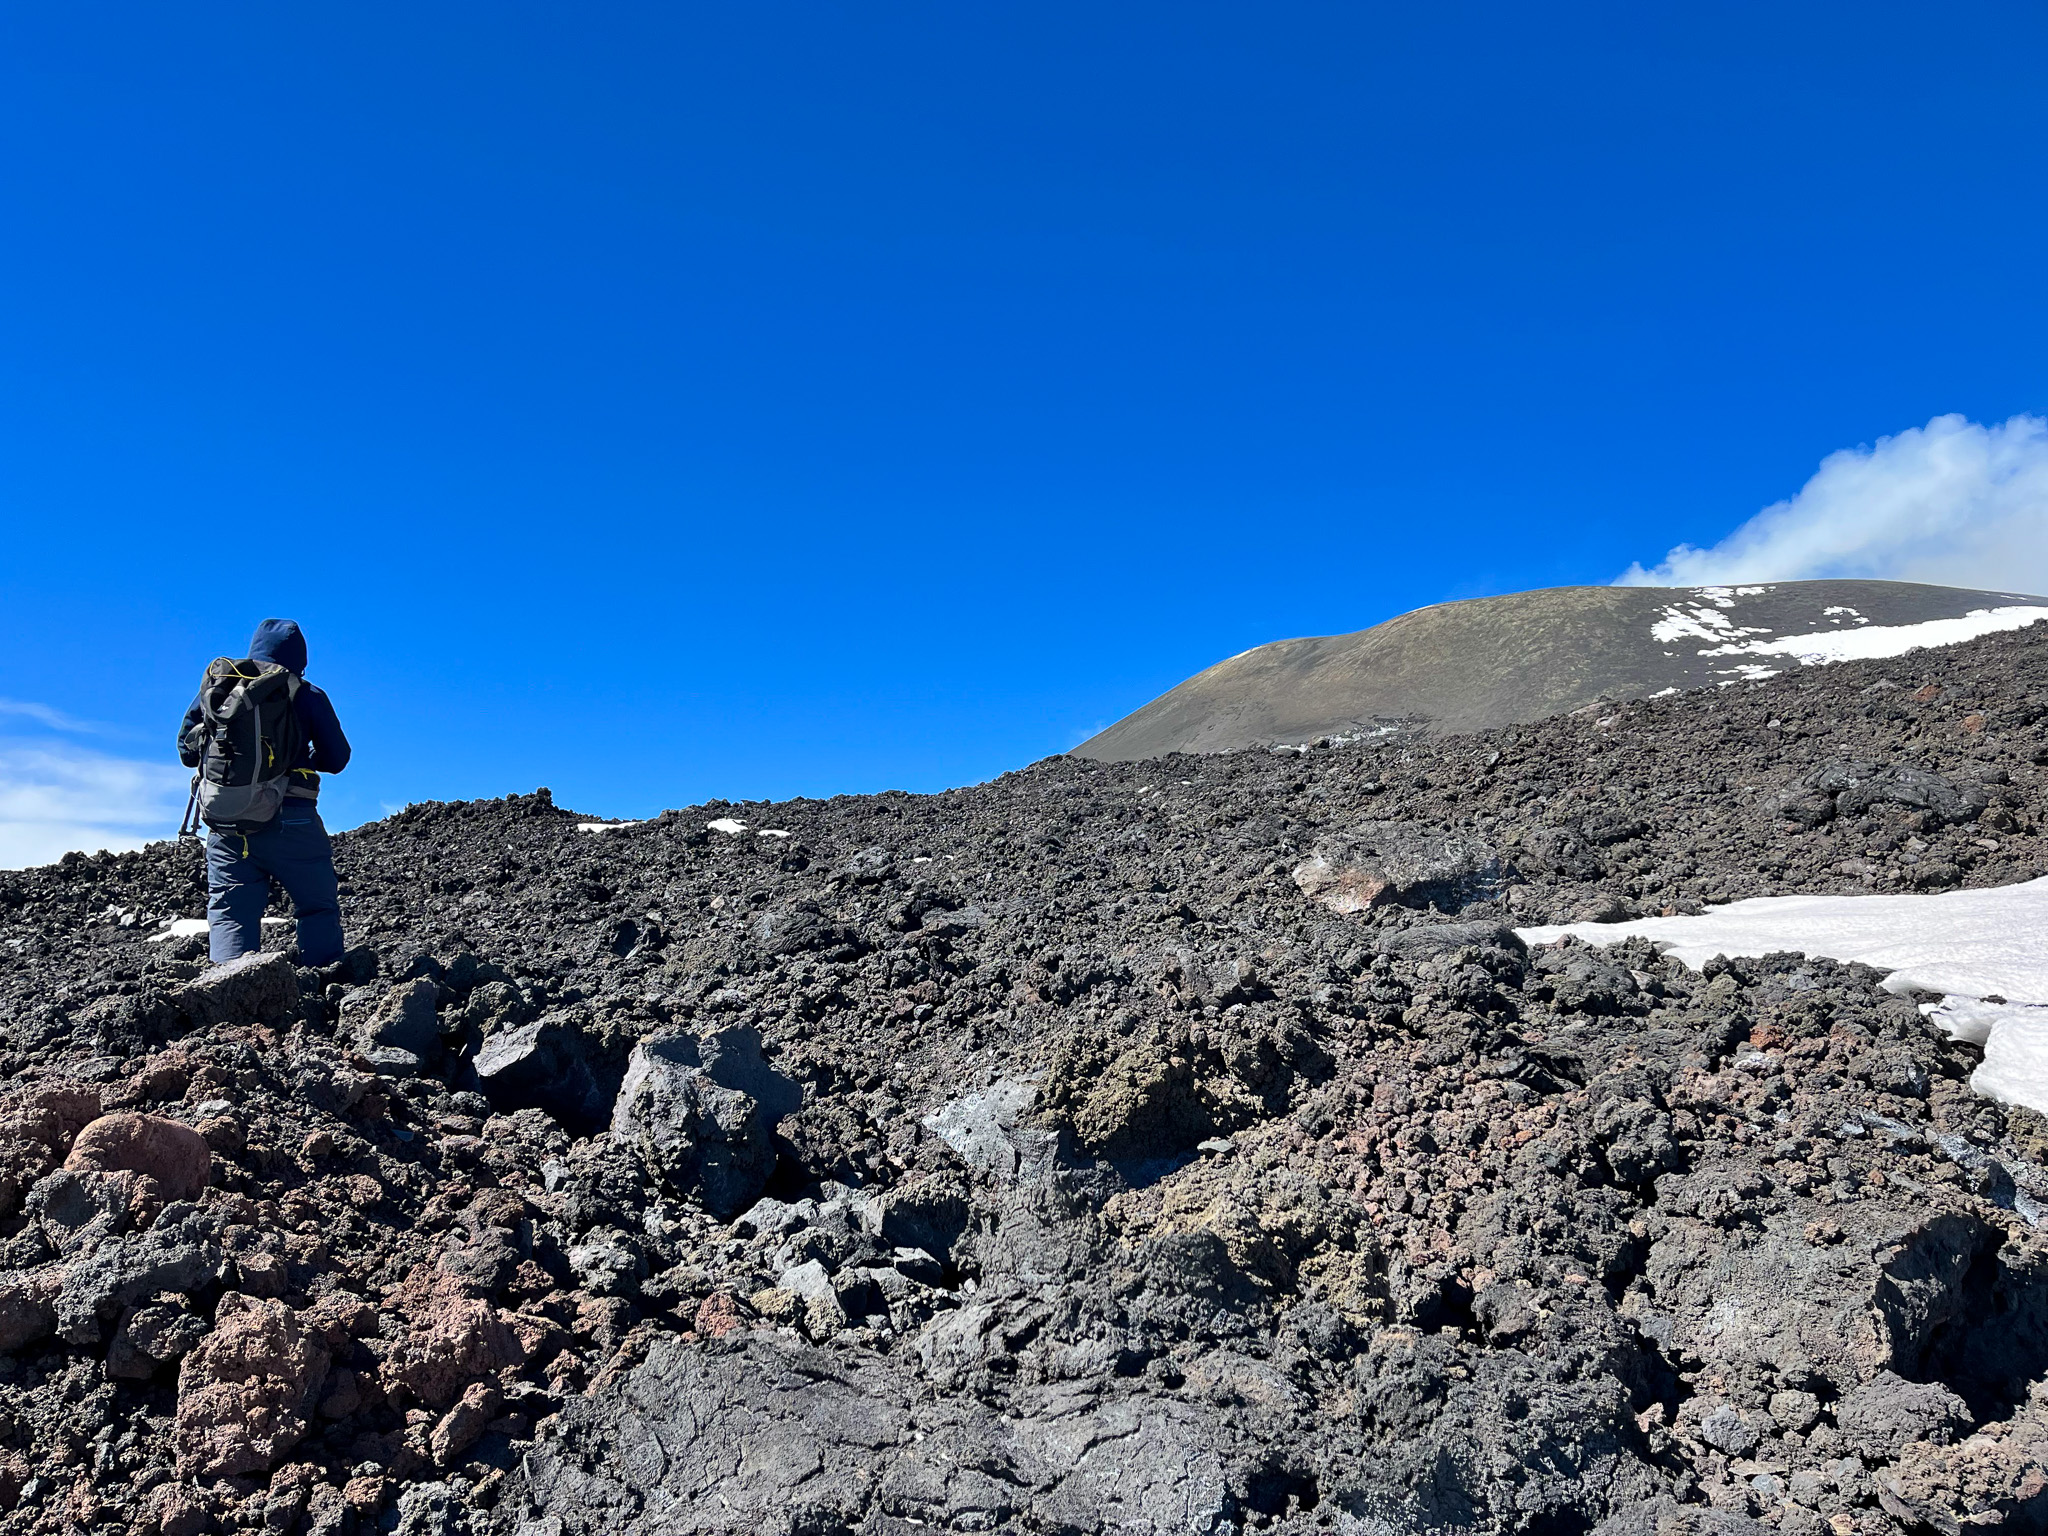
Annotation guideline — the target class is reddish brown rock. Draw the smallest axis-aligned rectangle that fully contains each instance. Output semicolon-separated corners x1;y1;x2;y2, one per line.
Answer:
342;1475;388;1518
693;1290;752;1338
316;1368;366;1420
150;1480;211;1536
0;1449;28;1513
3;1082;103;1148
236;1251;289;1298
301;1291;379;1347
430;1380;503;1466
0;1081;102;1214
379;1282;524;1410
505;1310;569;1368
1888;1420;2048;1534
64;1113;211;1202
131;1053;193;1104
195;1114;245;1154
173;1292;331;1479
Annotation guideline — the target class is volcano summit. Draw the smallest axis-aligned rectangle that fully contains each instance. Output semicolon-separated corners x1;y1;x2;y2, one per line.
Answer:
1076;580;2048;760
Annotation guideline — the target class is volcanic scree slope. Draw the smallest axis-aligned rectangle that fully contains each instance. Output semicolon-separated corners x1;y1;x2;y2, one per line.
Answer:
0;621;2045;1533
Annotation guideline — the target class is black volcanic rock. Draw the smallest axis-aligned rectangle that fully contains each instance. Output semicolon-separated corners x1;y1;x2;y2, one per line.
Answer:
472;1014;616;1132
0;620;2042;1533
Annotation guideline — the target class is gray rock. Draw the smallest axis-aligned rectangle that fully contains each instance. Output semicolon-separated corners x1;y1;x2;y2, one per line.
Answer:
838;846;896;884
1529;944;1643;1015
918;905;987;937
1294;821;1503;914
1376;921;1527;961
1770;1390;1822;1433
567;1230;644;1298
1590;1074;1680;1184
921;1078;1056;1183
1698;1403;1760;1456
694;1027;802;1122
776;1258;847;1337
24;1169;132;1257
729;1197;805;1241
499;1333;1325;1535
1806;760;1990;827
364;1046;424;1077
473;1014;613;1134
873;1179;972;1261
1577;891;1639;924
171;950;299;1028
53;1202;224;1345
749;908;861;960
106;1298;208;1378
915;1301;1001;1381
1835;1371;1970;1460
389;1478;472;1536
610;1030;796;1217
354;978;441;1056
891;1247;944;1285
1595;1496;1773;1536
0;1268;58;1353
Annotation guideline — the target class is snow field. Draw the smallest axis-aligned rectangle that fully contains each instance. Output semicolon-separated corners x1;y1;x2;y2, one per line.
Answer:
1696;605;2048;667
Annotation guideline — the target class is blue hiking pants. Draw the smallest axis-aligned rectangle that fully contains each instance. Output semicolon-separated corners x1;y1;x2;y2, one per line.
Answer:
205;803;345;966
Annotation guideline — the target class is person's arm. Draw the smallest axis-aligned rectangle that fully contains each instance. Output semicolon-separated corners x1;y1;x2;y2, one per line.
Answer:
298;686;352;773
177;695;206;767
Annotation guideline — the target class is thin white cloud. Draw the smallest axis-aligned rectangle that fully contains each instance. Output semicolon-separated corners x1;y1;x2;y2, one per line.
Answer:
1619;413;2048;595
0;698;107;733
0;738;190;870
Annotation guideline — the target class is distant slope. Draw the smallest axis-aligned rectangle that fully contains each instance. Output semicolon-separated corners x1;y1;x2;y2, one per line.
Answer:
1074;579;2048;760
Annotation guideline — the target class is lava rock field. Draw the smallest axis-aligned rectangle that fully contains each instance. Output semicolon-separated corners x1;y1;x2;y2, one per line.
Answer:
1;624;2047;1536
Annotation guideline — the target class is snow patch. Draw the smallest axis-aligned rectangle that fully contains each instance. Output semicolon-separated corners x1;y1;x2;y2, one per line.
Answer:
1649;603;1773;645
1971;1005;2048;1114
1517;876;2048;1114
1692;585;1773;607
1696;605;2048;667
577;821;644;834
756;829;791;840
706;818;748;835
147;918;209;943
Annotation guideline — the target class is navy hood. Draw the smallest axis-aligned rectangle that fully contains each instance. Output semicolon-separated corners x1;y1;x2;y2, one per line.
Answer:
249;618;308;674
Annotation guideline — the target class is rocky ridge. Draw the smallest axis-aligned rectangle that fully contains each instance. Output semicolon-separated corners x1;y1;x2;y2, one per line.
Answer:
0;623;2045;1533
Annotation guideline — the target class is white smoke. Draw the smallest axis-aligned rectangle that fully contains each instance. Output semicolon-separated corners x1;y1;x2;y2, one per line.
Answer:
1618;413;2048;595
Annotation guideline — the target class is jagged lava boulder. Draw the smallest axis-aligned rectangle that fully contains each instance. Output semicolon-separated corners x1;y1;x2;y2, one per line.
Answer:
610;1026;800;1216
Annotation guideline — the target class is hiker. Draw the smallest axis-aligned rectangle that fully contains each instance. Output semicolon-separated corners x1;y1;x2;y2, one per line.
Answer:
177;619;352;966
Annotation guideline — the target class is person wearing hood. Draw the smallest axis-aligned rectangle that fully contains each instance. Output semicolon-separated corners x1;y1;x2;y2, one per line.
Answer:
178;619;353;966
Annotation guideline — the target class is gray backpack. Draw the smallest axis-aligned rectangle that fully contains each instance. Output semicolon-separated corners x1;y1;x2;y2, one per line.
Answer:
178;657;307;836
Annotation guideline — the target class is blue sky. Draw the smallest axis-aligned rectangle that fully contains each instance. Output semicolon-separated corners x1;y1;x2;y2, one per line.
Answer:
2;2;2045;863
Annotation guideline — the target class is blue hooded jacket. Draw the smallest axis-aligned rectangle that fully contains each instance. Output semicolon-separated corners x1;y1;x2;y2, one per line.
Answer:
178;619;352;797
